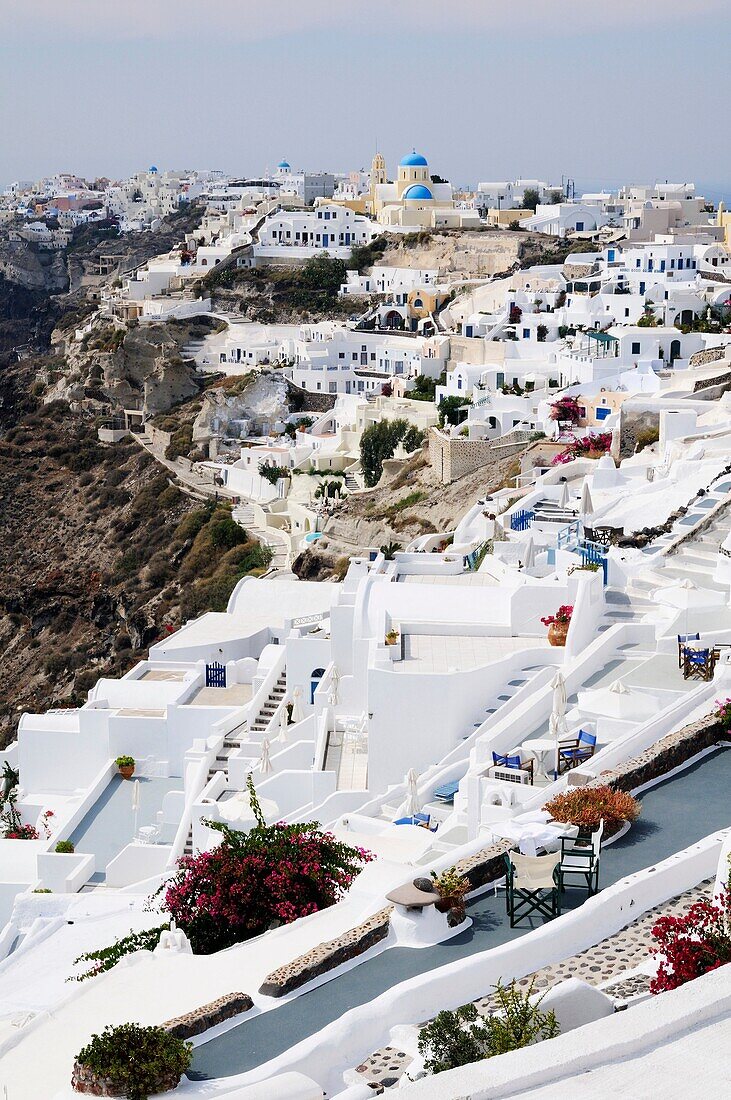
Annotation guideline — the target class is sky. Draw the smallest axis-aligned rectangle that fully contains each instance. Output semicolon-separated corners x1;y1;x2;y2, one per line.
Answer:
1;0;730;197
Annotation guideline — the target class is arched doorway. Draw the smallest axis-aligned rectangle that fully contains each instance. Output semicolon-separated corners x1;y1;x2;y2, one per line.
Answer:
384;310;404;330
310;667;326;704
670;339;681;363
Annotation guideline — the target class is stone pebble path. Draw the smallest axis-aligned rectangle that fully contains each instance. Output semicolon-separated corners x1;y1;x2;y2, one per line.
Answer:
354;879;713;1092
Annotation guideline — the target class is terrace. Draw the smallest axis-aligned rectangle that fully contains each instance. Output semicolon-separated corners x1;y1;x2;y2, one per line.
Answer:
187;747;731;1084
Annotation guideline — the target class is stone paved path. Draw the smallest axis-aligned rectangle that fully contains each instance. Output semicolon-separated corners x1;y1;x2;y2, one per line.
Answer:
354;879;713;1092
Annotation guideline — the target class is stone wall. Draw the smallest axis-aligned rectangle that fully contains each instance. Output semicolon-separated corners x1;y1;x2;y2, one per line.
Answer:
429;427;527;485
162;992;254;1040
590;712;724;794
689;345;729;368
258;906;392;997
447;710;725;892
286;380;338;413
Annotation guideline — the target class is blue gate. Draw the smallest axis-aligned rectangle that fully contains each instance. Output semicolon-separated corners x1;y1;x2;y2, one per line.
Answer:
510;509;535;532
580;540;608;584
205;661;227;688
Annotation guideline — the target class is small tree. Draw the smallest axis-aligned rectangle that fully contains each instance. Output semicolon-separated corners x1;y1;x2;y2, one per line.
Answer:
438;395;470;427
359;418;425;488
299;253;347;297
522;188;540;211
537;323;548;342
418;980;559;1075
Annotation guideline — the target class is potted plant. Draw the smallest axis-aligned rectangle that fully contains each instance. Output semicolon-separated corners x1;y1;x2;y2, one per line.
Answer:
385;629;400;647
544;784;640;838
430;868;470;926
115;755;135;780
541;604;573;647
55;839;75;854
72;1022;192;1097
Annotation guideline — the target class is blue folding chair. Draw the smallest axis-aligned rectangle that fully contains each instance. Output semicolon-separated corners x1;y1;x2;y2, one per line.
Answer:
677;632;700;669
557;731;596;774
489;751;534;784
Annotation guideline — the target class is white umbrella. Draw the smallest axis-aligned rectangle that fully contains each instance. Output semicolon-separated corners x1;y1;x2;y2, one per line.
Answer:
405;769;421;819
291;686;305;723
523;537;536;570
219;787;279;827
581;481;594;516
655;578;725;636
551;670;568;718
258;738;273;775
578;678;657;721
131;778;141;839
276;703;289;743
559;480;571;509
549;671;569;776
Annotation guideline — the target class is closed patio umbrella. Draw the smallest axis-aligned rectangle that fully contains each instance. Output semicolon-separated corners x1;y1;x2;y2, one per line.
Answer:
551;670;568;717
523;537;536;569
581;481;594;516
276;703;289;743
405;768;421;819
291;686;305;723
549;670;569;776
131;778;140;840
258;738;273;775
559;480;571;509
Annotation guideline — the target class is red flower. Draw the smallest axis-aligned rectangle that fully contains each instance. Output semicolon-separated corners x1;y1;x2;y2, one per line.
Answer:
650;889;731;994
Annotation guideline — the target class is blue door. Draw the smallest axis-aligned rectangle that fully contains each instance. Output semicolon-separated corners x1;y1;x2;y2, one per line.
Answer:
322;234;328;247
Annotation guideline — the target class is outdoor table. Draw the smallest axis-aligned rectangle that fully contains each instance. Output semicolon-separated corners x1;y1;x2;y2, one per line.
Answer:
385;883;439;911
521;737;559;779
488;819;577;856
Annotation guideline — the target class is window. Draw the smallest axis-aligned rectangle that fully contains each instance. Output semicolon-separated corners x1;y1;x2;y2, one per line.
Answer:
338;352;344;359
523;328;530;339
632;341;641;355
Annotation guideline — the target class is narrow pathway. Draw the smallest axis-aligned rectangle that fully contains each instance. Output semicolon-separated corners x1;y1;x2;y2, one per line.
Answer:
358;878;714;1088
188;748;730;1083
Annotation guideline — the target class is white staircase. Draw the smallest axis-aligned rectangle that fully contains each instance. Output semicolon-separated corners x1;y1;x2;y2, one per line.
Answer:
250;671;288;736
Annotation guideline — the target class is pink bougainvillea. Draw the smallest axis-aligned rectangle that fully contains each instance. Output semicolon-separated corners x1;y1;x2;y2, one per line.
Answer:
159;779;372;954
552;431;612;466
541;604;573;627
549;396;582;423
650;890;731;994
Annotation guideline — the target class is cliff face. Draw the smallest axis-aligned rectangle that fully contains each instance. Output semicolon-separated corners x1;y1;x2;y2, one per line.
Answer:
0;399;273;748
45;318;212;417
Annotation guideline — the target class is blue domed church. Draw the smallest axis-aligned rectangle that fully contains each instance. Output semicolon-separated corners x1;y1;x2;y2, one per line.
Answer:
370;149;477;228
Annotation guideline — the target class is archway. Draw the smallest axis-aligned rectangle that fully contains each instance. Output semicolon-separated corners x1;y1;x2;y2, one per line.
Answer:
310;667;326;704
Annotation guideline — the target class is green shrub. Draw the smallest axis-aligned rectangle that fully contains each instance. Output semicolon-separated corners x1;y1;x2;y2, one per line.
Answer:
115;755;135;769
75;1023;192;1100
208;514;246;550
360;419;425;488
418;979;559;1075
55;840;75;854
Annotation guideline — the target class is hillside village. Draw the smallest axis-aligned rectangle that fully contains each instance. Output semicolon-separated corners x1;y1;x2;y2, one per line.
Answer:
0;147;730;1100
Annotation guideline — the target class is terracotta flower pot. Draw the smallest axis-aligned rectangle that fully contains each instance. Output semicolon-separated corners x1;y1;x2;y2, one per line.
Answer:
548;621;569;647
118;765;134;780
